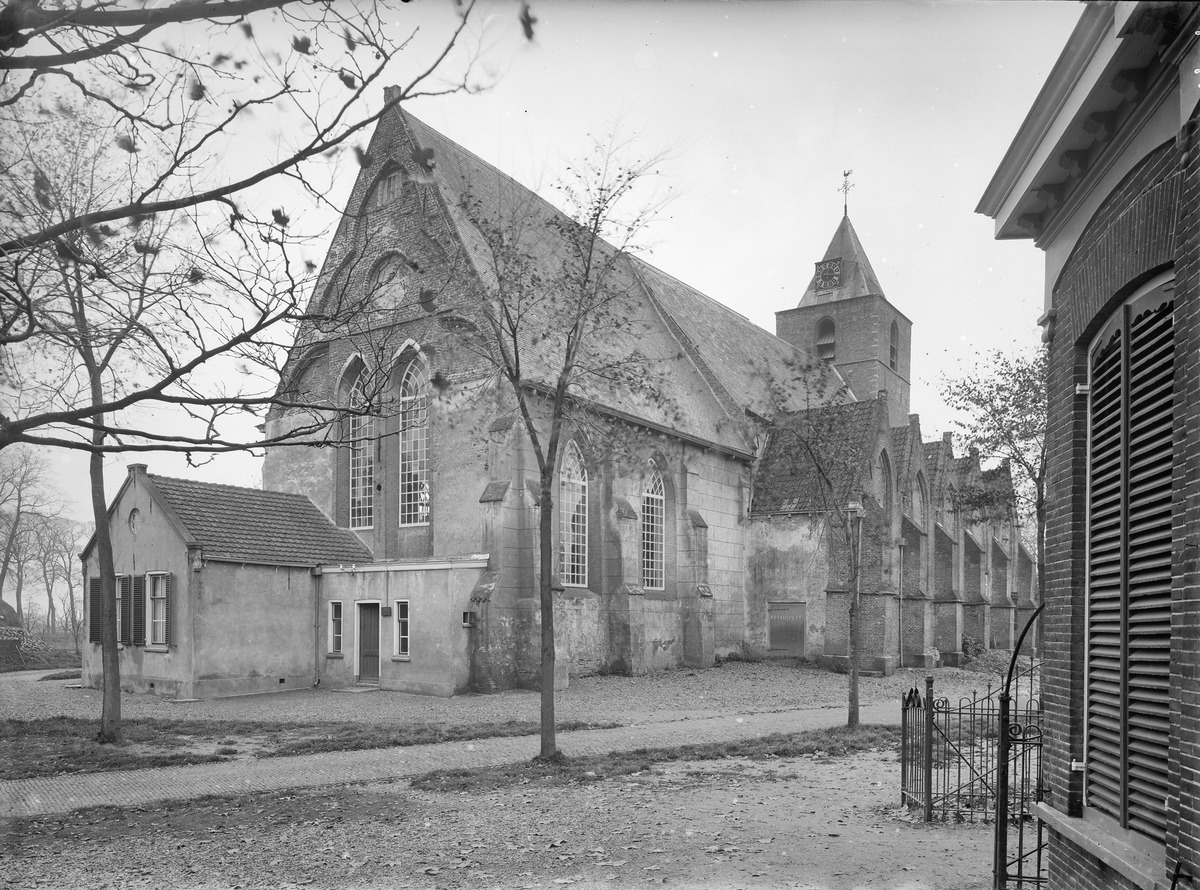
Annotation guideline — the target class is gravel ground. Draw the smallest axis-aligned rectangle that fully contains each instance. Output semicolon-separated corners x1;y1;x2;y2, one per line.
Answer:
1;660;1005;726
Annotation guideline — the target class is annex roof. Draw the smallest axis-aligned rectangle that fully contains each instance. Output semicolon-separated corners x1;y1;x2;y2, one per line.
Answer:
147;474;373;566
751;398;882;514
798;213;886;306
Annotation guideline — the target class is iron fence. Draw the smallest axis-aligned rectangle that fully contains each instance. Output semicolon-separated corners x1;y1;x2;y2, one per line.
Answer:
900;661;1041;824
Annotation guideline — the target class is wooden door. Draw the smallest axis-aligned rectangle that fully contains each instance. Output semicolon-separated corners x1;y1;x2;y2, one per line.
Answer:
768;601;805;658
358;603;380;681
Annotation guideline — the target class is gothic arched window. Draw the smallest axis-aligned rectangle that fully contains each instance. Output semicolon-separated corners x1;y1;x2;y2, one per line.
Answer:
398;358;429;526
367;253;407;309
370;169;402;210
559;442;588;587
641;468;665;590
890;321;900;371
879;450;893;516
347;365;374;529
816;317;836;362
914;472;928;528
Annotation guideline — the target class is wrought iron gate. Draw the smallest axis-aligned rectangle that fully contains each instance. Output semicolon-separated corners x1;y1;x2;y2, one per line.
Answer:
899;606;1044;888
993;605;1045;888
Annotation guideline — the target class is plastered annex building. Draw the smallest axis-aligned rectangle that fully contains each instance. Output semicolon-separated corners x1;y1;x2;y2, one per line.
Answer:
83;98;1034;700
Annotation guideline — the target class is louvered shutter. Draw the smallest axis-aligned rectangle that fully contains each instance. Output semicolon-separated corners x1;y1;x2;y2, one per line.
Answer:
131;575;146;646
1123;298;1172;838
118;575;132;645
164;574;173;646
1084;292;1173;843
1085;330;1123;816
88;577;103;643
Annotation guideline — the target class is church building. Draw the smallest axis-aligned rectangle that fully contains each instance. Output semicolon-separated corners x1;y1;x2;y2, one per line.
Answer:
81;97;1033;699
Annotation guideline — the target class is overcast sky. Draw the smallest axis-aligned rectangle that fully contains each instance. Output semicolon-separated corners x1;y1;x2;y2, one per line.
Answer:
45;0;1082;532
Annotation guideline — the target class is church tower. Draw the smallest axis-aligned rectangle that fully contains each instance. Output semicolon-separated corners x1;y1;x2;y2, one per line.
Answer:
775;213;912;428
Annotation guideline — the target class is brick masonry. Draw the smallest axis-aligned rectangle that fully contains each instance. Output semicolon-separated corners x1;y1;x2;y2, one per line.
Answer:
1034;113;1198;890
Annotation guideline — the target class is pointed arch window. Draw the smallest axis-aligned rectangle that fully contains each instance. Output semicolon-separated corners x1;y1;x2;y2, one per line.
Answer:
816;317;836;362
398;359;430;526
879;450;893;516
914;471;928;528
371;169;402;209
641;469;665;590
367;253;407;308
890;321;900;371
348;368;375;529
559;443;588;587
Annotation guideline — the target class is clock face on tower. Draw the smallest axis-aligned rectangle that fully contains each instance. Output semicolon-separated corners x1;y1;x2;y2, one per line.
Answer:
814;258;842;290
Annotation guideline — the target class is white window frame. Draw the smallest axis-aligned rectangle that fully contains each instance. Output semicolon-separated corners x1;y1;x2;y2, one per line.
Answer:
641;470;665;590
114;574;123;646
393;600;410;658
559;442;588;587
147;572;168;647
329;601;343;654
398;360;430;527
348;369;375;529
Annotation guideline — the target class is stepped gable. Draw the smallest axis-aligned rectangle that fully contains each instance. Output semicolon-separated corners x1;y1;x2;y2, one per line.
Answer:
148;475;373;566
751;399;881;514
397;108;841;452
798;213;886;306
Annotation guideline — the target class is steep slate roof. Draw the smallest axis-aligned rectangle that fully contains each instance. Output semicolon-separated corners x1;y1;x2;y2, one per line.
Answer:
148;475;373;565
395;107;839;452
751;398;881;514
798;214;886;306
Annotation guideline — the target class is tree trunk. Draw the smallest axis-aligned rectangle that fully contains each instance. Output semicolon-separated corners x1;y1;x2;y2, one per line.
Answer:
537;473;558;760
90;449;121;744
14;556;24;627
66;580;81;656
43;567;56;634
848;589;861;728
846;517;861;729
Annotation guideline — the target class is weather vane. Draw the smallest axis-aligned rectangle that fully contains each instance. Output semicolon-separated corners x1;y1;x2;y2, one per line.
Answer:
840;170;854;215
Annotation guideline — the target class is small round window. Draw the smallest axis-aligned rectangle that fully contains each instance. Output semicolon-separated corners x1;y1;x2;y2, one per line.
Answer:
128;508;141;535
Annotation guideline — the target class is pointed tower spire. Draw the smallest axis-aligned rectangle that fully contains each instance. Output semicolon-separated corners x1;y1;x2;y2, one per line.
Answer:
798;213;885;306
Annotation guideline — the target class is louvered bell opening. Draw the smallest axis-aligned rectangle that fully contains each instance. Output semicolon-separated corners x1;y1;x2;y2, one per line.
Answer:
816;321;836;362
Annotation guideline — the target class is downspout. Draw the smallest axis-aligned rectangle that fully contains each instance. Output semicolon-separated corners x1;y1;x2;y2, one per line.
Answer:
313;567;322;686
897;541;905;669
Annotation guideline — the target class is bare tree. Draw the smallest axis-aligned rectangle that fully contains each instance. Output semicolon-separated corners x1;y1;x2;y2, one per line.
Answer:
430;137;672;759
0;446;53;619
940;347;1046;605
0;0;500;262
0;0;534;741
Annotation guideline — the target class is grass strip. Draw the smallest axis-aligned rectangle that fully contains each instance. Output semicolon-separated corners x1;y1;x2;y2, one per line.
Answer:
411;723;901;793
0;717;617;781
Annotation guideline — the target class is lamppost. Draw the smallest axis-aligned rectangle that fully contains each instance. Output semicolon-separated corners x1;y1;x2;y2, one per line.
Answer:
846;495;863;728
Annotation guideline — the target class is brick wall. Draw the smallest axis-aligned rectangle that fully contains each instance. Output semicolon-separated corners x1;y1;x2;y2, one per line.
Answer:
1041;127;1196;887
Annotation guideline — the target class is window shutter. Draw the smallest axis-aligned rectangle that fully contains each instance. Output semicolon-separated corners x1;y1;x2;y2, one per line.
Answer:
131;575;146;646
1123;298;1173;839
88;577;103;644
118;575;132;645
164;574;172;646
1085;293;1173;843
1085;331;1123;817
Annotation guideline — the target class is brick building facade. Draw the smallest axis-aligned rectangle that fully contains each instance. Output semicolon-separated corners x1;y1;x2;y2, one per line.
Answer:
978;3;1199;887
